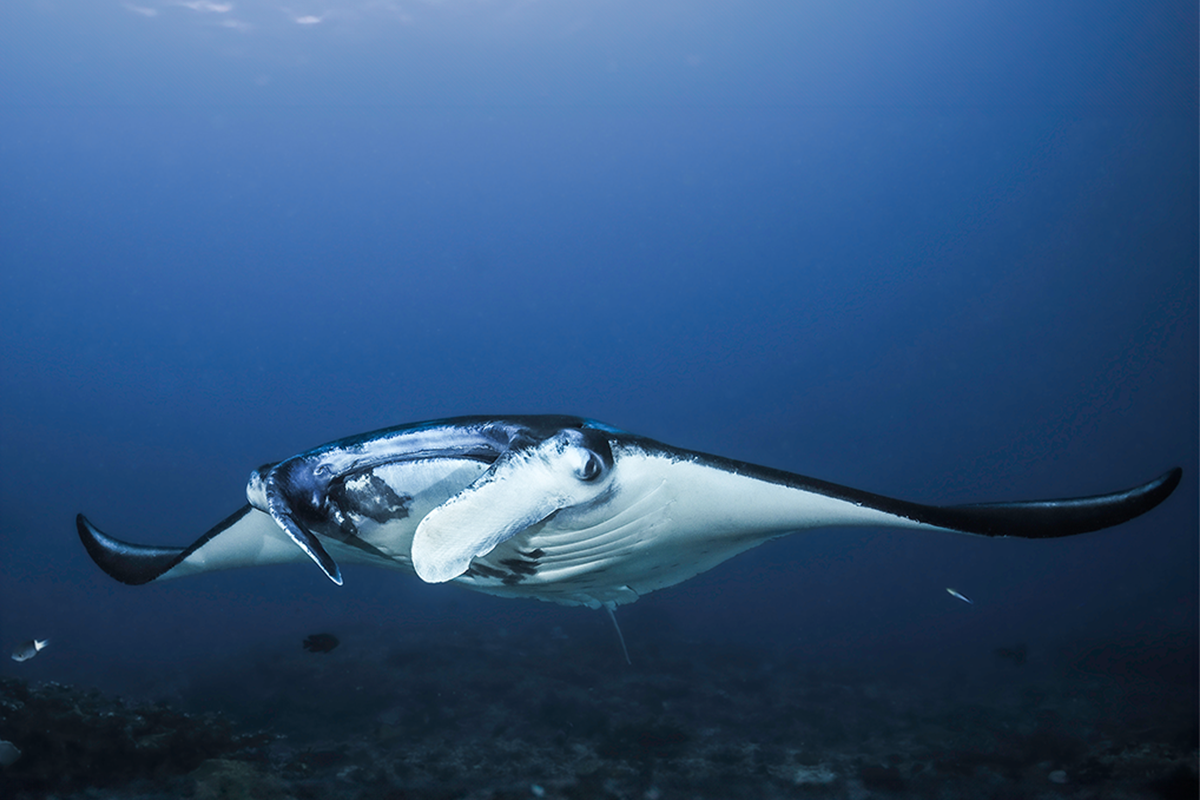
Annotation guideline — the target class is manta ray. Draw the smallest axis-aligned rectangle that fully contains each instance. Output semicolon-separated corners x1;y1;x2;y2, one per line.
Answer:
78;415;1180;609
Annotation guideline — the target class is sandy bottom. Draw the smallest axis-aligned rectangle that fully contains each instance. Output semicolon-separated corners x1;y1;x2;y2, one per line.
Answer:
1;619;1195;799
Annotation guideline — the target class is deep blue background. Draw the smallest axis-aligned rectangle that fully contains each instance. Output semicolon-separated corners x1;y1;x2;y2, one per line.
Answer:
0;0;1195;694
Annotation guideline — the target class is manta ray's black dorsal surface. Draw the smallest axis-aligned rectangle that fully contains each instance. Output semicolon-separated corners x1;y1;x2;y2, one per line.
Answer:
76;415;1182;609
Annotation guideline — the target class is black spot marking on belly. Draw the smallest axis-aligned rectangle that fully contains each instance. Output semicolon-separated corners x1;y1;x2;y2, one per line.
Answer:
497;555;540;585
500;558;538;576
465;563;506;580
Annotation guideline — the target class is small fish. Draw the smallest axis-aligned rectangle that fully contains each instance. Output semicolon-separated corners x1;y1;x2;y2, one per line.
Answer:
945;588;973;605
302;633;339;653
0;740;20;768
994;643;1028;665
11;639;48;662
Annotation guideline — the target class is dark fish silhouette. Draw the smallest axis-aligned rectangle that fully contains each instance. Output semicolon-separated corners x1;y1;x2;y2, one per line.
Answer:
994;644;1028;666
303;633;339;653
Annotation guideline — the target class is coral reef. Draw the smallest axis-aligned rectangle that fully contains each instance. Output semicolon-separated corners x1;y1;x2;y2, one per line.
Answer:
0;677;270;797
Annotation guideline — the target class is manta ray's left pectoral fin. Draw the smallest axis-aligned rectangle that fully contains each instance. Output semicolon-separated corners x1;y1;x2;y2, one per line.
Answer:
910;467;1182;538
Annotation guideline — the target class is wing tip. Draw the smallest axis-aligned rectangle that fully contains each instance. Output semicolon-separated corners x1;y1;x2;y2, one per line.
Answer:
76;513;183;586
1119;466;1182;528
926;466;1183;539
1128;467;1183;522
1158;467;1183;498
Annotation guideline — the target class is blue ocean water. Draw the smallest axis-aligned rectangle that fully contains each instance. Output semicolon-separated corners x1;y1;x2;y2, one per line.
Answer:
0;1;1195;796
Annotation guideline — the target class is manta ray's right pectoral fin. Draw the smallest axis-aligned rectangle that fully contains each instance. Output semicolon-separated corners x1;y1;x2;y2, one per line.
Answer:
77;513;188;585
77;505;307;585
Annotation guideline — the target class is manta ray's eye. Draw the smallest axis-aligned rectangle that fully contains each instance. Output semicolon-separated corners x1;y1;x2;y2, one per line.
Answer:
577;452;604;482
556;427;612;482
